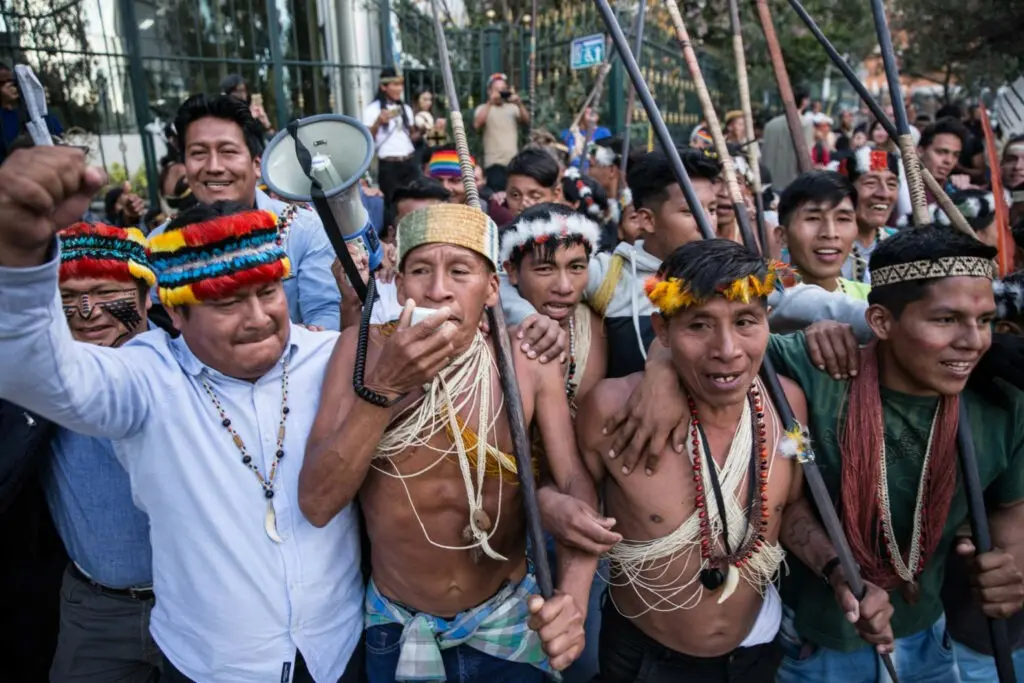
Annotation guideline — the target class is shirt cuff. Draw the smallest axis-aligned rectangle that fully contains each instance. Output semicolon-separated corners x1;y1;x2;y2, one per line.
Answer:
0;238;61;314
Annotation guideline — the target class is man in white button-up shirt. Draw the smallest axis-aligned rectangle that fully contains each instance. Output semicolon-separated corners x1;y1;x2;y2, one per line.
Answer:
0;146;362;683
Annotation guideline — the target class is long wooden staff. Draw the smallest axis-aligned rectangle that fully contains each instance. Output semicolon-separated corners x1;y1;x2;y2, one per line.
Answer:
591;4;893;676
754;0;811;174
428;0;554;599
868;2;1014;680
664;0;757;252
728;0;768;254
619;0;647;181
784;0;973;236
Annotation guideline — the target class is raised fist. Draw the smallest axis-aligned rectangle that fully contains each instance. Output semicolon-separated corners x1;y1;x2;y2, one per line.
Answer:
0;146;105;267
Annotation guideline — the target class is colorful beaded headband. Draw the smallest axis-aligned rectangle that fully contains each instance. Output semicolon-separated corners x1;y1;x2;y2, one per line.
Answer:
488;72;508;87
397;204;499;271
499;209;601;265
58;222;156;287
871;256;996;288
644;262;780;317
147;209;291;307
428;149;475;178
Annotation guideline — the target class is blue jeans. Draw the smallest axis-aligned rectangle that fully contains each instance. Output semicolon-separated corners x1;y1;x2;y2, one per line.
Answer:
776;613;960;683
953;639;1024;682
365;623;548;683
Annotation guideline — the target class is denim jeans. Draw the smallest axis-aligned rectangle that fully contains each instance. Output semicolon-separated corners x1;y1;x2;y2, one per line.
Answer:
776;612;960;683
365;623;548;683
953;639;1024;682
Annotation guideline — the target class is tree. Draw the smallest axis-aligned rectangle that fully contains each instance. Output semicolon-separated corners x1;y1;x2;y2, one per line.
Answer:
894;0;1024;99
0;0;101;132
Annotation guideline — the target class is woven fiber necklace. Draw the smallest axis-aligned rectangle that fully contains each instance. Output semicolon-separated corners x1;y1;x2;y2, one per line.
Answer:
876;403;939;605
688;385;770;603
202;358;290;544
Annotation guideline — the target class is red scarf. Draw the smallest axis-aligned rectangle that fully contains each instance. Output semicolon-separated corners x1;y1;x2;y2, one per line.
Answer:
839;343;959;589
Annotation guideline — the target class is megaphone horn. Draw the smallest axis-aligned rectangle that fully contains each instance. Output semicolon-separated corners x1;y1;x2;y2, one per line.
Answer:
262;114;382;301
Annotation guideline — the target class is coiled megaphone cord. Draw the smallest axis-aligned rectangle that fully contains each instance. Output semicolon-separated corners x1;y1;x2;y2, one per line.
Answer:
351;273;404;408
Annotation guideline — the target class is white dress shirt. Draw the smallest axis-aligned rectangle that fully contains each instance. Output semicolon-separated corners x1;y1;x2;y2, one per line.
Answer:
0;250;362;683
361;100;415;159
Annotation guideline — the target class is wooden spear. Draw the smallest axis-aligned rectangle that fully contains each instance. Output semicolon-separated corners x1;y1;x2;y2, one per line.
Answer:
728;0;769;254
664;0;757;252
868;1;1014;679
754;0;811;174
428;0;554;599
590;4;895;677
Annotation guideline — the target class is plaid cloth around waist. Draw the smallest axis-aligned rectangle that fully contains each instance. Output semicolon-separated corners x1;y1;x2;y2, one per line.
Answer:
364;572;556;681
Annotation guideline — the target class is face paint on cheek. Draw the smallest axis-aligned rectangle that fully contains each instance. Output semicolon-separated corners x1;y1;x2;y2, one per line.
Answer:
97;297;143;346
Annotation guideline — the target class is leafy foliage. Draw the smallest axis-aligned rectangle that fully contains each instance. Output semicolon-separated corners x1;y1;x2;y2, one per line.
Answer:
894;0;1024;95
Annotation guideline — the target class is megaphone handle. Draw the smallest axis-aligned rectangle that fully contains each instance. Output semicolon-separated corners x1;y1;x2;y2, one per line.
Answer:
311;192;370;304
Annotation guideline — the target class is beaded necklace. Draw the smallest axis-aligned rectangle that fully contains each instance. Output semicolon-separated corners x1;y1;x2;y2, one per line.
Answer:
688;385;770;597
876;403;939;605
564;315;578;402
202;358;291;544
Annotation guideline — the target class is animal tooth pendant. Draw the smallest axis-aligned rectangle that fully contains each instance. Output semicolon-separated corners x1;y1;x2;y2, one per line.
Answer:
265;501;284;543
717;565;740;604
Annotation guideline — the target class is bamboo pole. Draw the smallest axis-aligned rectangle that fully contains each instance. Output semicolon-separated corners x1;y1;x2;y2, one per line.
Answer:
664;0;757;252
728;0;768;253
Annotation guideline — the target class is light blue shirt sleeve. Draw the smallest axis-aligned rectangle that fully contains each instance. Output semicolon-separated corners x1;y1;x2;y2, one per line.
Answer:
0;246;153;441
768;284;872;343
290;209;341;330
499;274;537;325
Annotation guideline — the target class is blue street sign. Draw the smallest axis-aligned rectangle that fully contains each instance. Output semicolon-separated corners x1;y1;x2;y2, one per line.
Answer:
570;34;606;70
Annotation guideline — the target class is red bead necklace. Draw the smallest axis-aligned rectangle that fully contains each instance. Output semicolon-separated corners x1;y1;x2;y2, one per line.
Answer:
688;384;771;590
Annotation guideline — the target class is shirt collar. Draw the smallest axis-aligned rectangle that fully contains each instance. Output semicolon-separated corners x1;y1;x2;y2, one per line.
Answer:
171;325;302;379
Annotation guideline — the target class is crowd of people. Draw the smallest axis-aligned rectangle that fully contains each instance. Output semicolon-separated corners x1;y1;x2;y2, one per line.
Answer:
3;59;1024;683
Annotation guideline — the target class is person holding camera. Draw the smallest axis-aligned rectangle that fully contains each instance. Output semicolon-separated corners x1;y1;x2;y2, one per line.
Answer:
363;67;422;202
473;72;530;193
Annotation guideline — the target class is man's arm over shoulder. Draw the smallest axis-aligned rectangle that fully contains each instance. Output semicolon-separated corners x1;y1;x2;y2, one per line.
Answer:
575;375;638;483
0;255;152;441
293;209;342;330
768;284;872;342
499;274;538;325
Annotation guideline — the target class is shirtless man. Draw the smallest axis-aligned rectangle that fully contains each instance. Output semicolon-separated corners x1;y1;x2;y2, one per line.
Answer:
299;203;598;682
575;239;890;682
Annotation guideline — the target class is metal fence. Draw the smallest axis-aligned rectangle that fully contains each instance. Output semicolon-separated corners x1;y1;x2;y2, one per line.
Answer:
0;0;715;205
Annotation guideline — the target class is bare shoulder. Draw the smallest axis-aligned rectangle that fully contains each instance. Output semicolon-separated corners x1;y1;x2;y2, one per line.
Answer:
576;373;643;438
776;375;809;425
510;330;561;390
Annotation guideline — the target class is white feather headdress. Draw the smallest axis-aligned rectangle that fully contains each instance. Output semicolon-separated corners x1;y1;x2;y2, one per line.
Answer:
499;212;601;265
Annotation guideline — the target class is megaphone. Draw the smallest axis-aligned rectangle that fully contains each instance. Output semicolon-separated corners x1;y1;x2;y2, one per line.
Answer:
262;114;383;275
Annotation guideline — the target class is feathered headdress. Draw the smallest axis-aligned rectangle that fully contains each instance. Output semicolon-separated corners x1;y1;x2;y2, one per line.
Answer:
58;222;156;287
147;209;291;307
500;207;601;266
